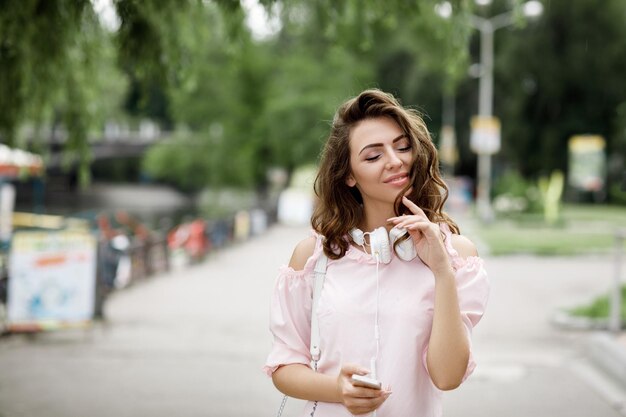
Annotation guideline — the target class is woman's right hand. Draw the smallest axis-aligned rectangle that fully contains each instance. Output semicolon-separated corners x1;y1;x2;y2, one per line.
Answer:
337;364;391;415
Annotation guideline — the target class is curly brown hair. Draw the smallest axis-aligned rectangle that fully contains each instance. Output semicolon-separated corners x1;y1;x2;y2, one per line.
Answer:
311;88;459;259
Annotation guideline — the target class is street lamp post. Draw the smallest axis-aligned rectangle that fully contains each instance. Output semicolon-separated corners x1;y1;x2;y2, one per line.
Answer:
468;1;543;222
470;14;498;222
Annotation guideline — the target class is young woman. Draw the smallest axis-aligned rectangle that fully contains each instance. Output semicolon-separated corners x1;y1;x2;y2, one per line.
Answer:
264;89;489;416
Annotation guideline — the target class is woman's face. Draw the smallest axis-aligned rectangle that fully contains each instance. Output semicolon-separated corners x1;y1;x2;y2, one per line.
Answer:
346;117;414;207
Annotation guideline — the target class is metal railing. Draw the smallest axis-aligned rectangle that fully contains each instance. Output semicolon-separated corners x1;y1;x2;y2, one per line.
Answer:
609;229;626;333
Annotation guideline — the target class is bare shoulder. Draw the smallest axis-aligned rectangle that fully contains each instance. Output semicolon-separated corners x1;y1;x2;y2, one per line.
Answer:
288;236;317;271
450;234;479;258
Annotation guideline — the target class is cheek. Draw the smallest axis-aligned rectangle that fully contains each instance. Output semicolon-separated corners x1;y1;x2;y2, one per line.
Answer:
352;164;376;183
410;151;422;166
405;150;417;164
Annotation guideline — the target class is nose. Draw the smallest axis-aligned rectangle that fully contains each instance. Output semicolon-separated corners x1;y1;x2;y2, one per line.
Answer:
385;150;403;170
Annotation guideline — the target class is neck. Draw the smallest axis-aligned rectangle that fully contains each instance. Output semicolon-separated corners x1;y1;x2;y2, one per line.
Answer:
360;200;396;232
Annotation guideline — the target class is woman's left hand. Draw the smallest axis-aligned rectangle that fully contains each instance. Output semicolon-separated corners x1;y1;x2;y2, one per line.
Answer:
387;196;452;275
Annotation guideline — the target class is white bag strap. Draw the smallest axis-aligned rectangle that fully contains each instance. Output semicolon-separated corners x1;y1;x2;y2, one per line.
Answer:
310;241;328;362
276;237;328;417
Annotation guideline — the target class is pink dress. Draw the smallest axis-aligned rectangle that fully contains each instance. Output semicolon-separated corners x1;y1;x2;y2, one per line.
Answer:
264;224;489;416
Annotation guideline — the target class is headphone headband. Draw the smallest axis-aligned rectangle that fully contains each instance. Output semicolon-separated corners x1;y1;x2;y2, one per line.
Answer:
349;226;416;263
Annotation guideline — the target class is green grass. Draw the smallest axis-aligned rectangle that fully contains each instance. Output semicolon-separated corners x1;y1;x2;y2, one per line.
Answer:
475;203;626;321
562;204;626;227
567;285;626;320
474;204;626;256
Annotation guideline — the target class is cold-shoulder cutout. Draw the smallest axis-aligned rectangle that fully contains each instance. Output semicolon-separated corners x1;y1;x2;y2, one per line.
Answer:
264;233;323;376
450;234;479;259
439;223;481;270
288;236;317;271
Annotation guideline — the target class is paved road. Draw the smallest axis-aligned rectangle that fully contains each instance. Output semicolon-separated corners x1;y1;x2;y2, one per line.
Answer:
0;225;625;417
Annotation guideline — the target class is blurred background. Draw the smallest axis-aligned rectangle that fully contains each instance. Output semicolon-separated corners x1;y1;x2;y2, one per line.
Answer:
0;0;625;416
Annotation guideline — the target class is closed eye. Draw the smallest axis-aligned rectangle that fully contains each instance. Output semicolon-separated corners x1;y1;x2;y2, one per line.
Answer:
365;154;381;162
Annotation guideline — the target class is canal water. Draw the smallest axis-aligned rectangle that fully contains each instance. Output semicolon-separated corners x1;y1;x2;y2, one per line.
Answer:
14;181;260;232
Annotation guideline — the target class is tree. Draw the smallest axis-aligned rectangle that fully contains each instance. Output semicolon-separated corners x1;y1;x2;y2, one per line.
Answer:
143;0;479;193
142;3;267;193
0;0;122;184
142;3;371;195
493;0;626;200
0;0;226;185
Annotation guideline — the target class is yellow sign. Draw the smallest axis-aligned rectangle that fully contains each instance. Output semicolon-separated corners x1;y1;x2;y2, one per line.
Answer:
569;135;605;152
439;125;458;166
568;135;606;191
470;116;501;154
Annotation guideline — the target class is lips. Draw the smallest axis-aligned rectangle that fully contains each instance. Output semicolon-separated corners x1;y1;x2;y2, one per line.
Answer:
384;173;409;185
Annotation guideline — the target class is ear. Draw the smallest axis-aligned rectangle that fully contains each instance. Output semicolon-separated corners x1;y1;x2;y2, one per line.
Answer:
346;175;356;187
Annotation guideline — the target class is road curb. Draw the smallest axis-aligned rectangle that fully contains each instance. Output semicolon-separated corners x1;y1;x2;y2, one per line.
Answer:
550;310;611;331
586;332;626;389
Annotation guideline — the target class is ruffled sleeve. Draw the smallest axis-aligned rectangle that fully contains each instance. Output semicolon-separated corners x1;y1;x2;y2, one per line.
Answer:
422;223;490;383
263;232;324;376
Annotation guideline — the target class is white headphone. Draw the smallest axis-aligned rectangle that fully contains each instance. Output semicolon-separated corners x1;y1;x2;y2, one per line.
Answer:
349;226;417;263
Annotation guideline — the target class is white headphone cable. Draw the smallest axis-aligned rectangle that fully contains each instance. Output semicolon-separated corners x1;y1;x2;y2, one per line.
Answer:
357;232;382;417
371;253;382;417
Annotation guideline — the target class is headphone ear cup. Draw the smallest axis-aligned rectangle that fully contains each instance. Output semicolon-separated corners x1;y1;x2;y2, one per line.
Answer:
350;228;365;246
370;227;391;264
389;227;417;262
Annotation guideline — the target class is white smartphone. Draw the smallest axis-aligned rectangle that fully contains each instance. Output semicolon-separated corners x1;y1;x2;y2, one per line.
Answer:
351;374;382;390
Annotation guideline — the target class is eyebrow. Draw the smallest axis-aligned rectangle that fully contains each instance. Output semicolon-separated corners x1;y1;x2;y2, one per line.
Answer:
358;134;408;155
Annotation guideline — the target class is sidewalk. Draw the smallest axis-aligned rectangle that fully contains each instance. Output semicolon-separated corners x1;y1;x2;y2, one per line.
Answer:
457;212;626;395
587;332;626;389
1;223;625;416
0;224;303;417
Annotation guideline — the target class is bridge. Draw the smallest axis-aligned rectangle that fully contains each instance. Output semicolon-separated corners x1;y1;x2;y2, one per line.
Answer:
38;124;171;170
4;123;172;201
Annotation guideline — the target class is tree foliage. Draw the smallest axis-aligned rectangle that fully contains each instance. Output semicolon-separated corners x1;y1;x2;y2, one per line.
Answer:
0;0;127;184
488;0;626;203
0;0;210;185
2;0;625;204
142;0;478;193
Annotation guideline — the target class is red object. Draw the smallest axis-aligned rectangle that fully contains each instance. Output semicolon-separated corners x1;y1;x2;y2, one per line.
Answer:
167;219;209;259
